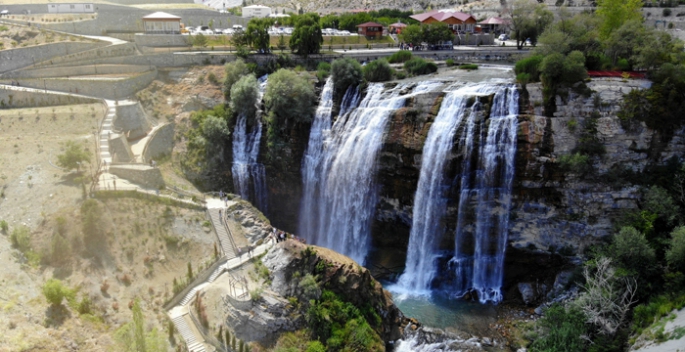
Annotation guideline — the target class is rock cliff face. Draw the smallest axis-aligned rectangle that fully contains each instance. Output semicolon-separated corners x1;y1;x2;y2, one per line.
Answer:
251;77;685;301
262;240;407;343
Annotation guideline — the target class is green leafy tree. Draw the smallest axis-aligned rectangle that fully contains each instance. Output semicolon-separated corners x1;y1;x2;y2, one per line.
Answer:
422;22;454;44
539;50;586;116
399;24;423;46
666;226;685;271
363;59;393;82
230;74;259;118
223;59;250;100
290;13;323;57
264;68;316;124
42;279;74;306
231;30;250;57
193;32;208;49
57;140;91;171
114;298;165;352
246;17;272;52
264;69;316;154
529;304;588;352
331;57;363;99
510;0;554;49
596;0;643;39
277;34;287;52
608;227;657;287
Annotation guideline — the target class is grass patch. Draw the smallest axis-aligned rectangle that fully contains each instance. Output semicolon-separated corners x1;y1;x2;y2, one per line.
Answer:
458;63;479;70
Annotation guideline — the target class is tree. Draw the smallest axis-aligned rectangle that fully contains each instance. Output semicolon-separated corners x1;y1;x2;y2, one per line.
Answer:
114;298;165;352
230;74;259;118
422;22;454;44
289;13;323;57
264;69;316;123
596;0;643;39
57;140;91;171
246;17;272;53
230;30;250;57
201;115;230;150
223;59;250;100
539;50;586;116
573;257;637;337
42;279;74;306
133;299;146;352
509;0;553;49
193;32;208;49
666;226;685;271
399;24;423;46
277;34;287;52
363;59;393;82
331;57;363;99
608;227;657;288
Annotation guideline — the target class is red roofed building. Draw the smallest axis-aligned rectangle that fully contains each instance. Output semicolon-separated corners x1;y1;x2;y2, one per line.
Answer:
479;17;509;33
389;22;407;34
357;22;384;39
410;9;477;33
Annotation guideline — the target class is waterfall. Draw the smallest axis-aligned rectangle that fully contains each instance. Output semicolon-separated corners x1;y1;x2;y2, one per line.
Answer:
395;83;518;303
452;85;519;303
300;82;440;264
396;86;473;295
299;78;335;244
230;75;269;213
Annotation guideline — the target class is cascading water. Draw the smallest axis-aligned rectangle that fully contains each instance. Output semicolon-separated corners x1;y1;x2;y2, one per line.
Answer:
300;82;439;264
452;84;519;303
396;85;474;295
231;75;269;213
299;78;335;244
395;83;518;304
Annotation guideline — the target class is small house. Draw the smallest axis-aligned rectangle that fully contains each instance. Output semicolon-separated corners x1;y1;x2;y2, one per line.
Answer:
242;5;271;18
142;12;181;34
479;17;509;34
389;22;407;35
356;22;384;39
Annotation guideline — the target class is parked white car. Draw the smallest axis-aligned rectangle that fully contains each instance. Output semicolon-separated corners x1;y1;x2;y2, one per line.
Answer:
222;28;234;34
338;30;351;36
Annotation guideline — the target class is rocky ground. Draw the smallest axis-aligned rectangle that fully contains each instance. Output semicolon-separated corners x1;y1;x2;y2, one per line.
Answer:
0;23;92;50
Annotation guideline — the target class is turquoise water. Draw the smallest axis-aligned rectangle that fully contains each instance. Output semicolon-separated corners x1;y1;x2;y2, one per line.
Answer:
388;289;498;334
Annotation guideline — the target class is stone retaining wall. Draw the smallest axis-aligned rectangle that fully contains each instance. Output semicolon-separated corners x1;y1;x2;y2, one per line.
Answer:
0;41;108;73
109;135;134;162
3;64;150;79
0;87;101;108
143;123;174;163
114;101;151;139
109;164;164;189
11;69;157;100
134;34;190;47
35;42;138;67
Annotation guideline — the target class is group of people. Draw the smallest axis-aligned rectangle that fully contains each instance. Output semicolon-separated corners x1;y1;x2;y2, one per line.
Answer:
9;80;20;87
218;190;229;207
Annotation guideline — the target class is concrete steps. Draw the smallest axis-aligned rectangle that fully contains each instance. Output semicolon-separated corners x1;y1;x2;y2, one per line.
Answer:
208;208;237;259
179;283;208;306
99;104;116;163
172;314;207;352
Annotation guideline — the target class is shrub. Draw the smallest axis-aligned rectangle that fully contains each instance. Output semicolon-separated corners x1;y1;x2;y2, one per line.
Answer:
42;279;74;306
57;140;91;171
10;226;31;252
557;152;591;175
264;69;316;124
404;57;438;76
445;58;455;66
230;74;259;119
223;59;250;99
0;220;7;233
666;226;685;270
316;61;331;81
331;58;363;98
207;72;219;85
514;55;544;82
664;8;672;16
608;227;657;283
363;59;393;82
529;304;588;352
458;63;478;70
388;50;413;63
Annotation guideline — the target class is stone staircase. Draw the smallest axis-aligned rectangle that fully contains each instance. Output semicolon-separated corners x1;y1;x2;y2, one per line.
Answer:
99;102;116;164
208;208;238;259
172;314;207;352
179;283;208;306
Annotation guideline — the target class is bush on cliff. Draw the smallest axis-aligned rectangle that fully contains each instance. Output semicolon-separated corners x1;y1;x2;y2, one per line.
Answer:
223;59;250;100
362;59;393;82
331;58;363;99
230;74;259;119
404;57;438;76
